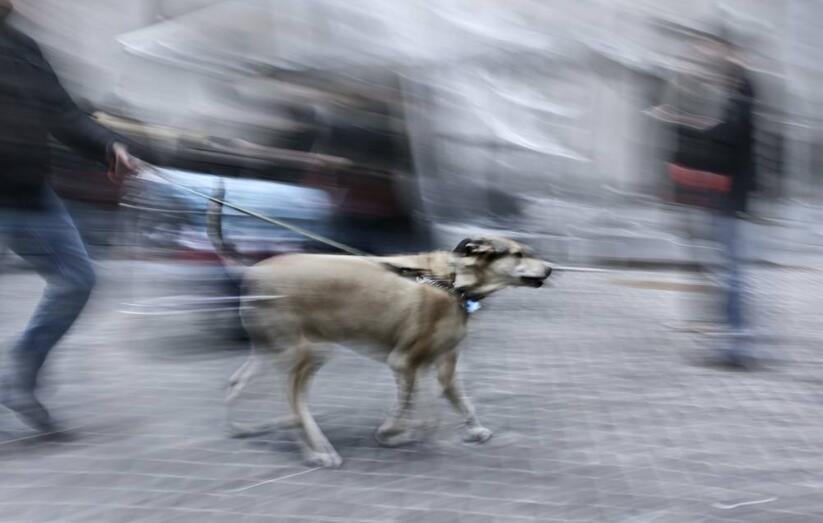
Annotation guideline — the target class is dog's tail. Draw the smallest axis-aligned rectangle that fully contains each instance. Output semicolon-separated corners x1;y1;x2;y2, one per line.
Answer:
206;179;248;271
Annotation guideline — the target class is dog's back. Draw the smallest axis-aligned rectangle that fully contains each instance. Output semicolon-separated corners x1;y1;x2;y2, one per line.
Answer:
243;254;464;352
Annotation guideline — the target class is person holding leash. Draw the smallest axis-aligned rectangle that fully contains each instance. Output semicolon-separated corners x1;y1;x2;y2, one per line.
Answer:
0;0;142;432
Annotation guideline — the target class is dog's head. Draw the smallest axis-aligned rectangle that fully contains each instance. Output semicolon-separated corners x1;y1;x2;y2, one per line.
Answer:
452;237;552;300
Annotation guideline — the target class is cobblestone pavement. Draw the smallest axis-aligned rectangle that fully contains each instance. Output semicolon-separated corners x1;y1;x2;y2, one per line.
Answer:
1;262;823;522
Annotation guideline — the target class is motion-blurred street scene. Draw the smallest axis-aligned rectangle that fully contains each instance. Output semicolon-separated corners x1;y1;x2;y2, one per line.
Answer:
2;0;823;521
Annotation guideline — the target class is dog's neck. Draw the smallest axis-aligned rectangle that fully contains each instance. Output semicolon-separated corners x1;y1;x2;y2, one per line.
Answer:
376;251;457;285
376;252;486;314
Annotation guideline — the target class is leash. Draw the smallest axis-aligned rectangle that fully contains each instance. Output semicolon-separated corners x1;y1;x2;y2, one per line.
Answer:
135;165;369;257
131;166;585;275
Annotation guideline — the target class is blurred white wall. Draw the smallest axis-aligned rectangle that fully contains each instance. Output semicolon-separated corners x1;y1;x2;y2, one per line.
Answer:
7;0;821;206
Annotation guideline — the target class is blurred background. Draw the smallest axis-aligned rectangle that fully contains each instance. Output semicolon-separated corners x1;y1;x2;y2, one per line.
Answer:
3;1;823;520
5;0;820;261
5;0;819;332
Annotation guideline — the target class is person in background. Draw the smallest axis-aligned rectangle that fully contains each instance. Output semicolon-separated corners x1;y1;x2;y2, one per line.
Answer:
0;0;142;432
647;25;758;369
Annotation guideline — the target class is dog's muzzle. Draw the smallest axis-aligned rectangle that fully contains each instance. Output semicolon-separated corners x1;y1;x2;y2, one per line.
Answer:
520;276;546;288
520;266;551;288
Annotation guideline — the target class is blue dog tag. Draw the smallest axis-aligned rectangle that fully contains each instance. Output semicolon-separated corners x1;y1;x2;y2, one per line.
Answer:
463;300;481;314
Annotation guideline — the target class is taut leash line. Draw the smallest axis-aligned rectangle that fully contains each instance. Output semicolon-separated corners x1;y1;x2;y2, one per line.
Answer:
136;166;369;257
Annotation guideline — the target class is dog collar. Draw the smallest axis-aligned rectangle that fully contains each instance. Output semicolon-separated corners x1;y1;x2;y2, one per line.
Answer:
415;275;482;315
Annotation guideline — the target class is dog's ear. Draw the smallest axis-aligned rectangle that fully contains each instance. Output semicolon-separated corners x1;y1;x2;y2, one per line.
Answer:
454;238;495;256
453;238;474;255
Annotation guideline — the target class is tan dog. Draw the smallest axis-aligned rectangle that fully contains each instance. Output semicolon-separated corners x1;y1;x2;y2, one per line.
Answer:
208;194;551;467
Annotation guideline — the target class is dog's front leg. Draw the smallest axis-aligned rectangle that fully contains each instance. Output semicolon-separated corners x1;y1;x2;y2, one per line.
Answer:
375;354;423;447
437;353;493;443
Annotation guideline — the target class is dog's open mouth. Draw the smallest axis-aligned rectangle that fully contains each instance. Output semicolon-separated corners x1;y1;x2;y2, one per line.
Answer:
520;276;545;288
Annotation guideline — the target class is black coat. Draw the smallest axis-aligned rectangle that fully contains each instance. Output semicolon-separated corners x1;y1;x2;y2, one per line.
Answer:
672;66;756;213
0;19;120;209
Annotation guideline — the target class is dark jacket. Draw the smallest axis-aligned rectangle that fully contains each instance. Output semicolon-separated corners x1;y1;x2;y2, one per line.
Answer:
672;65;756;213
0;18;120;209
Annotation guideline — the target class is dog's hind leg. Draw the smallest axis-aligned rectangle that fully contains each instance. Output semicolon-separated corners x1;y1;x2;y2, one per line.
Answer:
226;303;301;437
227;354;262;403
437;353;493;443
287;347;340;468
225;353;279;437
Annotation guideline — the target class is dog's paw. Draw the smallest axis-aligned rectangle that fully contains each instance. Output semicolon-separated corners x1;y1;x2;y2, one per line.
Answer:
303;450;343;469
463;426;494;443
226;421;276;439
374;426;421;447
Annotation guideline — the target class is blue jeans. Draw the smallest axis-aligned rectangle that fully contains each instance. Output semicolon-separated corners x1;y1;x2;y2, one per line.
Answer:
684;208;749;356
1;188;96;391
715;214;745;335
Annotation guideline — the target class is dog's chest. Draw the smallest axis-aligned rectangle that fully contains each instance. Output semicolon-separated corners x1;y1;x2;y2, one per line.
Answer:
429;321;469;356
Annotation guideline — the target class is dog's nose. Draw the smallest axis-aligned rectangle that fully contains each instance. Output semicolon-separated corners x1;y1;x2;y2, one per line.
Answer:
545;266;552;278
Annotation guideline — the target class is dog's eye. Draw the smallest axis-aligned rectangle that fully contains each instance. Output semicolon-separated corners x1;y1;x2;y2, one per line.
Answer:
513;252;524;259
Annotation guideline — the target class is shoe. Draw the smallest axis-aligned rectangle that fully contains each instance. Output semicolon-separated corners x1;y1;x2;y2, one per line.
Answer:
0;384;57;433
666;321;725;334
701;352;759;371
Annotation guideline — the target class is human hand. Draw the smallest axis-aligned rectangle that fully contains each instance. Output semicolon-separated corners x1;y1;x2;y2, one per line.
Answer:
108;142;143;184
